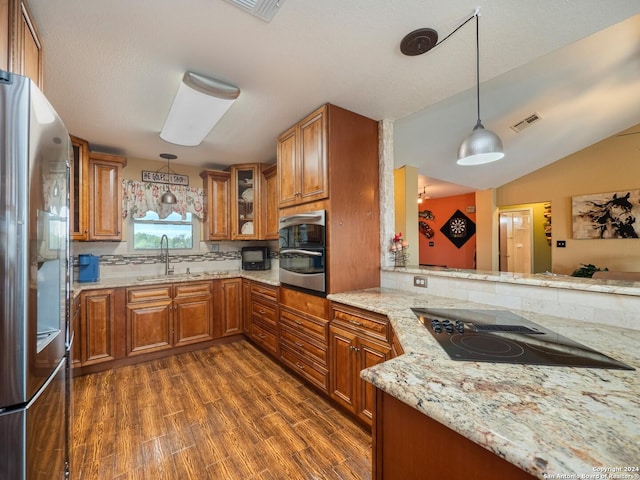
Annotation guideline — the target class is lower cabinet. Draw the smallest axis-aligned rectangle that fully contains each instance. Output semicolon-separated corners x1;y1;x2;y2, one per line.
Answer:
79;288;125;366
278;287;330;393
126;282;214;356
246;281;279;357
71;294;82;368
374;390;537;480
329;303;391;425
214;278;242;337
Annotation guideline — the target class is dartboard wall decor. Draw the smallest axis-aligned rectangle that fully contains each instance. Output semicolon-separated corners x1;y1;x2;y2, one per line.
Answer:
440;209;476;248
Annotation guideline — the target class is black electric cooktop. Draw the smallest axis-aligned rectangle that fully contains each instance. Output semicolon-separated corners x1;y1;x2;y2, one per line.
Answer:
412;308;634;370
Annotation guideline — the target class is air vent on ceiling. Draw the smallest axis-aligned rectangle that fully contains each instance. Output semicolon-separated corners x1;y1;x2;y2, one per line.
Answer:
222;0;285;22
510;112;542;133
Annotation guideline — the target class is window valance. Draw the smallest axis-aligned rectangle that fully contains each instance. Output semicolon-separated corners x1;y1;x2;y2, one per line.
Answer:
121;180;204;220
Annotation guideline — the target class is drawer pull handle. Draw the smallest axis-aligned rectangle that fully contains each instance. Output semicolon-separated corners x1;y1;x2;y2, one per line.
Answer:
349;320;362;326
258;334;266;339
294;342;304;347
295;320;303;326
259;310;266;314
295;362;305;370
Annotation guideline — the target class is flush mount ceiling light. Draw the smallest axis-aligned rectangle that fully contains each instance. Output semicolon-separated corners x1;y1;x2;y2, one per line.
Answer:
159;153;178;204
160;72;240;147
457;11;504;166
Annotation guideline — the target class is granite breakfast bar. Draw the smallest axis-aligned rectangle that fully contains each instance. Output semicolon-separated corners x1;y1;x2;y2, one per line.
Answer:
328;287;640;480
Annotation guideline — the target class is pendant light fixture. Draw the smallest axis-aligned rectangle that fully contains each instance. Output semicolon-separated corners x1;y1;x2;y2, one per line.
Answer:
457;11;504;165
159;153;178;204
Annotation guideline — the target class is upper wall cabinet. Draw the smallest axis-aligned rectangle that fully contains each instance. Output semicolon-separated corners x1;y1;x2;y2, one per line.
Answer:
88;152;127;241
230;164;261;240
70;135;89;240
277;105;329;208
1;0;43;88
200;169;231;241
201;164;277;241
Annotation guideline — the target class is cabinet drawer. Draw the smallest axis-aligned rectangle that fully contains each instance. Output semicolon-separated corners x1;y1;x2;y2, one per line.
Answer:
251;283;278;302
280;307;328;343
127;286;172;303
331;304;389;342
251;323;278;357
251;299;278;330
280;324;328;366
174;281;212;298
280;345;328;393
279;287;329;320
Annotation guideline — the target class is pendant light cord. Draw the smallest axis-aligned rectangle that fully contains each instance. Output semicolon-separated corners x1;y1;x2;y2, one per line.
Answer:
475;14;481;125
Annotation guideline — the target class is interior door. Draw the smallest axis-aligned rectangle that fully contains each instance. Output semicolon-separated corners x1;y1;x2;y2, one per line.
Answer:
499;209;533;274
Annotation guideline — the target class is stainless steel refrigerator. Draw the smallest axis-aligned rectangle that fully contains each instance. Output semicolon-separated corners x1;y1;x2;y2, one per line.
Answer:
0;71;71;480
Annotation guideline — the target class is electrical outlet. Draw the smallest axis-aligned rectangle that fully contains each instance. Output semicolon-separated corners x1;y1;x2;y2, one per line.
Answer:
556;240;566;248
210;243;220;252
413;276;428;288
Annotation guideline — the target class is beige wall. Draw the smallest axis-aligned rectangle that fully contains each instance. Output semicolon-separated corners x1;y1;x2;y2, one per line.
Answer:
496;124;640;274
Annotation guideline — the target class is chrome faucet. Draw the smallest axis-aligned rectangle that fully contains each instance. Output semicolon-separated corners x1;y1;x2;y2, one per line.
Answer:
160;234;174;275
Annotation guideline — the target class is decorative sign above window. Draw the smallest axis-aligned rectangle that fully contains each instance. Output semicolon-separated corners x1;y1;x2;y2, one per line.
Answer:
141;170;189;186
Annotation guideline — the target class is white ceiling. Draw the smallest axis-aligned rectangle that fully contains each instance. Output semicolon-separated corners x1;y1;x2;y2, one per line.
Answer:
28;0;640;193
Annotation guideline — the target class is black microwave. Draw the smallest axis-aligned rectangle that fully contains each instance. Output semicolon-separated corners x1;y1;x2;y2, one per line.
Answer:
241;246;271;270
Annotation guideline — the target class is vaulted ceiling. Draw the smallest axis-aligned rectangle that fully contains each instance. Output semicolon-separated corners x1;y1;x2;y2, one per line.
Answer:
28;1;640;193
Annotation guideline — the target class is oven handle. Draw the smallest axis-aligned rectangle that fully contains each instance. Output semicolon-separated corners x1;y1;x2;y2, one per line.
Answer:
281;213;323;221
280;249;323;257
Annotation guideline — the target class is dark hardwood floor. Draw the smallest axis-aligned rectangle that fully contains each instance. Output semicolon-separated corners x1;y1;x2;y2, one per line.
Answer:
71;340;372;479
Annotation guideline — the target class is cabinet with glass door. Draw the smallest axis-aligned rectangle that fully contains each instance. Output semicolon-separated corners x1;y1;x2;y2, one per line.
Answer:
230;164;260;240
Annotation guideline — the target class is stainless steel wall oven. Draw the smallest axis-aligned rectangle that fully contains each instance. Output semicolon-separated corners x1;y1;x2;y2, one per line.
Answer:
278;210;326;294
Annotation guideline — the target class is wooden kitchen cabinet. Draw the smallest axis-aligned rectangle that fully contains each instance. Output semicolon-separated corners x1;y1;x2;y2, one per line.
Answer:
88;152;127;241
80;288;124;366
71;294;82;368
2;0;43;88
125;285;173;356
214;278;242;337
230;164;261;240
278;287;330;392
277;105;328;208
246;281;279;357
70;135;89;240
373;390;537;480
173;281;214;346
329;303;391;425
200;169;231;240
261;163;279;239
126;281;214;356
277;104;380;294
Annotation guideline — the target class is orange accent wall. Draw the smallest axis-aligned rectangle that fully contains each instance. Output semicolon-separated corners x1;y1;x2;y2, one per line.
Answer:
418;192;476;269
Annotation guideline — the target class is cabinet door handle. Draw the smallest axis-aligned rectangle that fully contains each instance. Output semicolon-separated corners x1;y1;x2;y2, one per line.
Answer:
348;319;362;326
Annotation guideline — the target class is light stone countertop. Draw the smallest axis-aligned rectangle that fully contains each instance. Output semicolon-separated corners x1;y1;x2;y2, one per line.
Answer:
327;288;640;480
72;268;280;295
385;265;640;297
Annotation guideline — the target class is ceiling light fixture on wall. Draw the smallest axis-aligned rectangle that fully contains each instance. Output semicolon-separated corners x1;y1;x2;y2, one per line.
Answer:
160;72;240;147
417;186;429;204
159;153;178;204
457;10;504;165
